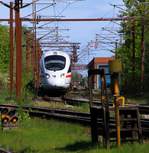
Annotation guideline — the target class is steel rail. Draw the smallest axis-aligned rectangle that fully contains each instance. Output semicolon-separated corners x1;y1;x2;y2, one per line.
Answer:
0;104;149;137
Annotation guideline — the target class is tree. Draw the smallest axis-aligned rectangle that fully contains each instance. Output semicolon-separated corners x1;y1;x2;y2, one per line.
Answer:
117;0;149;94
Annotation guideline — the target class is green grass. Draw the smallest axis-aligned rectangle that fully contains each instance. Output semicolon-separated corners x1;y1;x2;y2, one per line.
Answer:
0;118;90;153
33;101;90;113
0;118;149;153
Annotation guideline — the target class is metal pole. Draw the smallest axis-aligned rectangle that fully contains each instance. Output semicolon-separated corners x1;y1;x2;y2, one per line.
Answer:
9;2;14;97
26;32;34;72
36;41;41;90
32;0;38;95
26;32;30;74
140;17;145;94
113;73;121;147
131;19;136;88
15;2;22;100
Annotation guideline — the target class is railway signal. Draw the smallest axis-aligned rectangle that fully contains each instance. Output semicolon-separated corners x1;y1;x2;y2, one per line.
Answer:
1;108;18;130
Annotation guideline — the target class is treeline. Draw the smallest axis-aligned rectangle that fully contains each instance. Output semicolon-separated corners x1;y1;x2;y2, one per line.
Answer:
117;0;149;94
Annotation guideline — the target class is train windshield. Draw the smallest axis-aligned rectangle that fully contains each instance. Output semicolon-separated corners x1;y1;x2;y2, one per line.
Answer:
44;55;66;71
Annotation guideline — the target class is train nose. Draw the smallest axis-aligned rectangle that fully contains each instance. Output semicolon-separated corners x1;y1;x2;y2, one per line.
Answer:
47;75;66;87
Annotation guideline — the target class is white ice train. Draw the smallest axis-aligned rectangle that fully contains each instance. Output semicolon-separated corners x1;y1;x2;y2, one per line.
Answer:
40;51;71;92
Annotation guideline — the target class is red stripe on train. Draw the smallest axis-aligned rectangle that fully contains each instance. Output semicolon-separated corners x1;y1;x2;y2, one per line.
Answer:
66;73;72;78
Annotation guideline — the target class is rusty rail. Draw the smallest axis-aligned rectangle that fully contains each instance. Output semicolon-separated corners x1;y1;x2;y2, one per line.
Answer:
0;104;149;138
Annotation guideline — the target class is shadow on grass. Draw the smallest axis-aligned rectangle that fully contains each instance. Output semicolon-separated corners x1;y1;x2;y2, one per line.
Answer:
56;141;98;152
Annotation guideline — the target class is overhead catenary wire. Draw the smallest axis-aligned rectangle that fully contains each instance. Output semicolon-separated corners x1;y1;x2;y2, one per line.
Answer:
36;1;73;31
23;2;56;18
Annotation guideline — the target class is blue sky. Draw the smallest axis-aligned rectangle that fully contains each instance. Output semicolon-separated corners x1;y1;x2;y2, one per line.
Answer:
0;0;124;63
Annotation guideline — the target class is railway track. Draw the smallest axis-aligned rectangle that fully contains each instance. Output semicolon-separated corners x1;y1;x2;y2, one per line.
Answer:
0;104;149;137
63;97;102;106
0;104;91;125
39;95;103;106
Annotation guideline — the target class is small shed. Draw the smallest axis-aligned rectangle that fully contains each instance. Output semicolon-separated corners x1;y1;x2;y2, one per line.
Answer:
88;57;113;89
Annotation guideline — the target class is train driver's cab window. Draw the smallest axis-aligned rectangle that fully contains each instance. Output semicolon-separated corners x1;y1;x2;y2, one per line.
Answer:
44;55;66;71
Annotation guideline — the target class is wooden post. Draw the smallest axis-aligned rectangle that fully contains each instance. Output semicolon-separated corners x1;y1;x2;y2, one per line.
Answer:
88;69;110;148
90;107;99;144
88;76;93;108
101;69;110;148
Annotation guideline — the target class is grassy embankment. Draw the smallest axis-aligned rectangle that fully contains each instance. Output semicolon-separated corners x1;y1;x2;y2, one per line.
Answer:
0;118;149;153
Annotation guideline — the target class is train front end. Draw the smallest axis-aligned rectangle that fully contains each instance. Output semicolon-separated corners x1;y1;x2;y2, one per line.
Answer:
40;51;71;91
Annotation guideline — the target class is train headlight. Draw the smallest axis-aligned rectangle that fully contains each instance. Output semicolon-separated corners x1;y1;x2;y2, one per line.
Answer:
45;73;50;79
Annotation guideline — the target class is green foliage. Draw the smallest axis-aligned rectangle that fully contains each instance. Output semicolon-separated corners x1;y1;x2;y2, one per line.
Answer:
0;25;34;100
0;25;10;72
118;0;149;93
18;111;31;124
